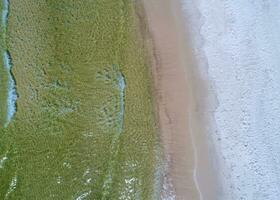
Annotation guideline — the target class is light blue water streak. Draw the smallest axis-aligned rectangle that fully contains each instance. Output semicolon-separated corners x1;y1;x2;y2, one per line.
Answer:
1;0;17;127
3;51;17;126
2;0;8;26
116;72;125;134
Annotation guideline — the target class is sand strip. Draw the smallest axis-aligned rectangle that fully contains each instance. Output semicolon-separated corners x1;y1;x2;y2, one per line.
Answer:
141;0;219;199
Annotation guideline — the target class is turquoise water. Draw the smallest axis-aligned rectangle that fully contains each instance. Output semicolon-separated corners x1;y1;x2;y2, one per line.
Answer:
95;65;127;199
1;0;17;127
3;51;17;127
1;0;8;26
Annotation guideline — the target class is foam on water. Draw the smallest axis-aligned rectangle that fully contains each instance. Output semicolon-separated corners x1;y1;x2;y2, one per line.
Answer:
96;65;125;134
0;154;7;168
4;175;17;199
75;191;92;200
1;0;17;127
3;51;17;126
96;65;127;199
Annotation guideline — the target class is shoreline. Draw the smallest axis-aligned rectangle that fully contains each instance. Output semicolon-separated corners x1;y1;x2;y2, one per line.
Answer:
141;0;219;199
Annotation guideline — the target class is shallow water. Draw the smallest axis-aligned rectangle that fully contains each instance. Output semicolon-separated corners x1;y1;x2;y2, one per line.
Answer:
1;0;8;26
0;1;159;199
3;51;17;126
1;0;17;127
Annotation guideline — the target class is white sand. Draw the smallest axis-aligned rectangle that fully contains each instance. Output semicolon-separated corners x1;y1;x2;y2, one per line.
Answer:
182;0;280;199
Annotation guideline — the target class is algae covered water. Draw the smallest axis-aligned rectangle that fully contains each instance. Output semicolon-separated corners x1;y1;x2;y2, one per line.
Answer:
0;0;159;199
0;0;17;128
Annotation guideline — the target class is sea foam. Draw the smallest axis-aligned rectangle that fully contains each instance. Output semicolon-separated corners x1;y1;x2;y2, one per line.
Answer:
3;51;17;126
1;0;17;127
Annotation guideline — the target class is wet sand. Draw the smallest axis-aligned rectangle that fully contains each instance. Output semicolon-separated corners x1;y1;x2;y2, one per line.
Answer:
141;0;219;199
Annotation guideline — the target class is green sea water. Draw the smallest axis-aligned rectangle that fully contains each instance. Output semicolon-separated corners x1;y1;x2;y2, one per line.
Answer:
0;0;160;199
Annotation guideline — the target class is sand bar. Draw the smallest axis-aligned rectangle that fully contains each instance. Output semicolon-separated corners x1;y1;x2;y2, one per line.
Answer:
141;0;219;199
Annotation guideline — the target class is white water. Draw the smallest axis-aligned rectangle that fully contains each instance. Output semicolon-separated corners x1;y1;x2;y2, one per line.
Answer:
182;0;280;199
0;153;8;168
4;175;17;200
1;0;17;127
3;51;17;126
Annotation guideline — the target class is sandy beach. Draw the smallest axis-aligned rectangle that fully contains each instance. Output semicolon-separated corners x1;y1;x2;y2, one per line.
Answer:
180;0;280;199
141;0;219;199
2;0;279;199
